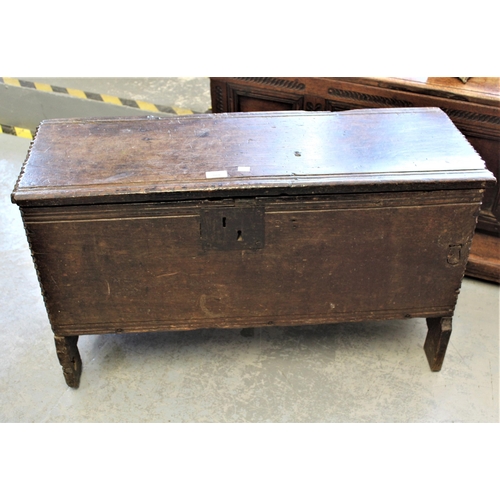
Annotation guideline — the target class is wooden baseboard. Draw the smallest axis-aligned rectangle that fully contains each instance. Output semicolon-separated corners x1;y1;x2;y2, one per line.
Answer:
466;232;500;283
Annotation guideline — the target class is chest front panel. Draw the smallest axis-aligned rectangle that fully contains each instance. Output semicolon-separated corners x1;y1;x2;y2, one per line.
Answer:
23;189;482;336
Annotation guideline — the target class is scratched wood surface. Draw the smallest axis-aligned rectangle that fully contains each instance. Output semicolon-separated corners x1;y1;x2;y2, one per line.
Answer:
23;188;482;336
12;108;494;207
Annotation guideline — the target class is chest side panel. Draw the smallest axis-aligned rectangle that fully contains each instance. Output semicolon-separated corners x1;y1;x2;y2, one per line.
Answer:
23;190;482;335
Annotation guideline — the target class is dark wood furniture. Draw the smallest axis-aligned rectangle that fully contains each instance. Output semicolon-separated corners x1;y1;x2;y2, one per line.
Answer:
210;77;500;282
12;108;495;388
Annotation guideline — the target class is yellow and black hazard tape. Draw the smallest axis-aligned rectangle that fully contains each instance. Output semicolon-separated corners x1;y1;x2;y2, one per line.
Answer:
0;123;35;139
1;77;199;116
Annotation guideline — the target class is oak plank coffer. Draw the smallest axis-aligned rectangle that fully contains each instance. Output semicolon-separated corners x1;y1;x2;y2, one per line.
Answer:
11;108;495;388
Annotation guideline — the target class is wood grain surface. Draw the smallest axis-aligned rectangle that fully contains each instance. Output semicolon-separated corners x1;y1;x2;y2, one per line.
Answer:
12;108;494;207
23;188;482;335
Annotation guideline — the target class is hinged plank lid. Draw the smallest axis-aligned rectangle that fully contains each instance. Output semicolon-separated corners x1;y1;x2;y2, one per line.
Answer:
12;107;496;207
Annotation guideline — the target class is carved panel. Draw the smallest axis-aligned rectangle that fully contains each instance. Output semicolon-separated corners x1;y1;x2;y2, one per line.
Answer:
305;96;325;111
228;84;304;113
327;87;414;108
441;107;500;140
214;85;224;113
234;77;306;91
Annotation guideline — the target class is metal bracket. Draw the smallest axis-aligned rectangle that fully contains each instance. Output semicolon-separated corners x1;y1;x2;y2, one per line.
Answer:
447;244;462;265
200;205;265;251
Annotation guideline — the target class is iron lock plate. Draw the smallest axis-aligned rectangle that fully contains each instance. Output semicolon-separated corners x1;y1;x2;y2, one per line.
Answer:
200;205;265;251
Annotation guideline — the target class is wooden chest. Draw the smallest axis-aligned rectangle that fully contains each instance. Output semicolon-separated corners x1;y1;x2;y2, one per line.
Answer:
12;108;495;388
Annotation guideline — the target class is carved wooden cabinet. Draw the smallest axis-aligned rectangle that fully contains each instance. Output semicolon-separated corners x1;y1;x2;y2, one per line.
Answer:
210;77;500;282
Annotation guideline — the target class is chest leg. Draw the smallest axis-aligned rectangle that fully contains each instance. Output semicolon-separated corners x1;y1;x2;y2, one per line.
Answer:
54;336;82;388
424;317;453;371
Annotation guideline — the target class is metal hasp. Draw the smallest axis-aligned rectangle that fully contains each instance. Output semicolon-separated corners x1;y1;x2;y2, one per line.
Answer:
200;204;265;251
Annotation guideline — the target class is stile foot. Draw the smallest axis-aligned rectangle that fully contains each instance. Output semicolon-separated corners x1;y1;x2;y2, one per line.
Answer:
424;317;452;372
54;335;82;388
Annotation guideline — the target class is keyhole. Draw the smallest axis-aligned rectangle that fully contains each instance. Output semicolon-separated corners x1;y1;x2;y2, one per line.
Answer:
237;230;243;241
222;217;227;227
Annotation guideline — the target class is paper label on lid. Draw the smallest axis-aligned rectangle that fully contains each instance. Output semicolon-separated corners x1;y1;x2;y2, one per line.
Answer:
205;170;228;179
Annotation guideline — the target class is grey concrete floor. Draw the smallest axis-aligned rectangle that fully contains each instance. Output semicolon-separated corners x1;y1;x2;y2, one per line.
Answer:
1;130;498;422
